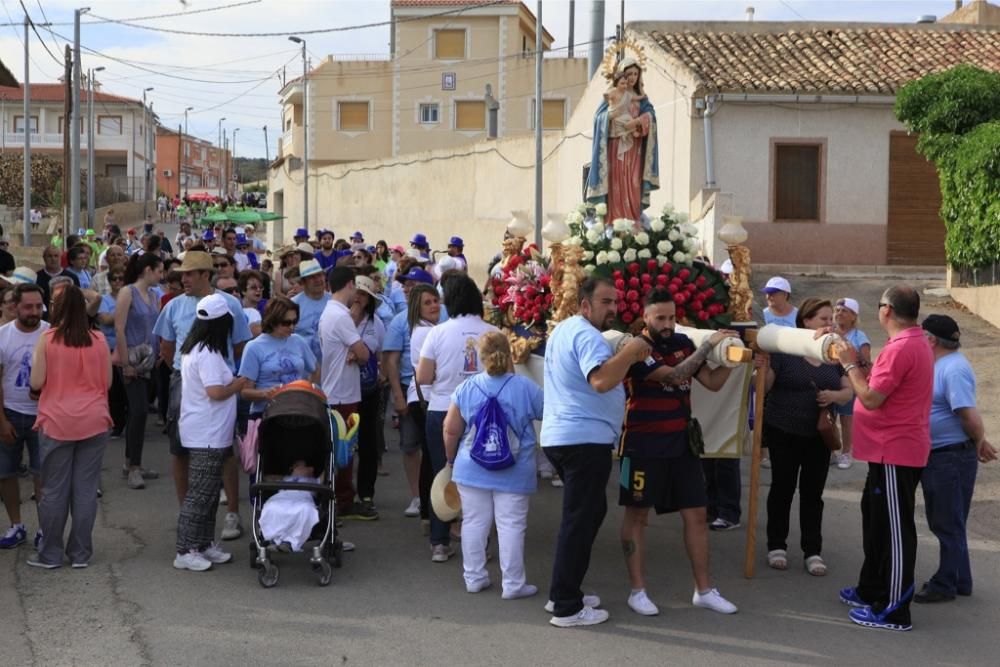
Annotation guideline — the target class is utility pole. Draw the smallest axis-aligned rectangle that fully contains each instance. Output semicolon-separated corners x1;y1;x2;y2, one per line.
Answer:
176;124;181;199
232;127;239;190
223;131;228;199
567;0;575;58
22;16;31;246
263;125;269;165
588;1;605;79
62;45;70;239
70;7;87;234
217;117;225;198
141;87;152;217
86;65;104;229
288;36;308;231
534;0;542;248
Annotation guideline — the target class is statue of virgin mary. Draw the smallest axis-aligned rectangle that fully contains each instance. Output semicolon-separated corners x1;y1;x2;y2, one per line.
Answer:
585;56;660;224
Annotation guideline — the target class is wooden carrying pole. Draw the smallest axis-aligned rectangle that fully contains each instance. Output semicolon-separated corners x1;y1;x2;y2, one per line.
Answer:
743;329;766;579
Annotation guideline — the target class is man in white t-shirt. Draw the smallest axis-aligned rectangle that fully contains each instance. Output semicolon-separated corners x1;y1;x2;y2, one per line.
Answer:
0;285;49;550
318;266;372;519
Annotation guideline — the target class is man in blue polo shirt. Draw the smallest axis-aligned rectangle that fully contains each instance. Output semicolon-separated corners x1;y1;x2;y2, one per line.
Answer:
915;315;996;604
618;288;738;617
540;277;651;628
292;259;331;363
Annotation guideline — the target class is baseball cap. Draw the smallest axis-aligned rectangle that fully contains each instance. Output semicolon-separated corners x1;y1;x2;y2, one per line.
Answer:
202;230;215;242
390;245;405;255
235;234;249;247
85;229;96;237
396;267;434;285
448;236;464;248
298;259;323;279
922;314;960;342
836;297;860;315
196;293;230;321
410;233;429;249
351;231;364;240
761;276;791;294
294;227;309;239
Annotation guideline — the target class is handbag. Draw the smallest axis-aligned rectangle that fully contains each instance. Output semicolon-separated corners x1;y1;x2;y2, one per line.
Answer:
237;418;261;474
816;408;842;452
688;418;705;457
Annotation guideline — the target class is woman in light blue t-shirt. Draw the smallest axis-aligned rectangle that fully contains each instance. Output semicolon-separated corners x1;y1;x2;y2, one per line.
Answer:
832;297;871;470
443;331;543;599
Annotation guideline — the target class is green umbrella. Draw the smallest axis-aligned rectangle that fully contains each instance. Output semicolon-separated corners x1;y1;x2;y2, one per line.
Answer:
201;212;229;223
226;210;263;224
257;212;284;221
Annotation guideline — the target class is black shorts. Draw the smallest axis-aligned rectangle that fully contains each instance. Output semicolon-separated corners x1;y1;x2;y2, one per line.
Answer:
618;451;707;514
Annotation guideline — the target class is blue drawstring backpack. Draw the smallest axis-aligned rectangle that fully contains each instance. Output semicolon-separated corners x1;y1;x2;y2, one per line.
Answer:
466;376;517;471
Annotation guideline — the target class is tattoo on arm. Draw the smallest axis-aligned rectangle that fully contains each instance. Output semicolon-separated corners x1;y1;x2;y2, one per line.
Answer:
621;539;636;558
661;341;712;385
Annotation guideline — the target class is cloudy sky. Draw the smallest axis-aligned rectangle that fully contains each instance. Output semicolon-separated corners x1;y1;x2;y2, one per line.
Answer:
0;0;968;158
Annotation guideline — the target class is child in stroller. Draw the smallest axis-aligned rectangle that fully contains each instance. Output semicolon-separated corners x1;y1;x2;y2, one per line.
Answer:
258;460;321;553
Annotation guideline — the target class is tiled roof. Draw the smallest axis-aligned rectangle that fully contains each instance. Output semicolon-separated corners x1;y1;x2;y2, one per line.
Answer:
637;22;1000;96
0;83;141;105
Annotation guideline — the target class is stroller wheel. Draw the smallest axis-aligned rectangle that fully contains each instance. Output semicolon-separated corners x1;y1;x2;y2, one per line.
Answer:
314;561;333;587
258;563;279;588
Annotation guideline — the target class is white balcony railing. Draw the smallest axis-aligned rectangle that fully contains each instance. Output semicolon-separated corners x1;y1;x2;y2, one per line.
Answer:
2;131;132;150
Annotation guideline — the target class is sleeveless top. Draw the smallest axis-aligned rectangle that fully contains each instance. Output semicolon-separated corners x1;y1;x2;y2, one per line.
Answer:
124;285;159;351
35;330;112;441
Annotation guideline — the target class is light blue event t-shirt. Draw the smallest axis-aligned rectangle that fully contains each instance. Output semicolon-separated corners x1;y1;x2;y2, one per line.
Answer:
450;372;544;495
764;307;799;327
292;291;331;364
152;290;252;372
930;351;976;449
238;333;317;414
98;294;116;351
540;315;624;447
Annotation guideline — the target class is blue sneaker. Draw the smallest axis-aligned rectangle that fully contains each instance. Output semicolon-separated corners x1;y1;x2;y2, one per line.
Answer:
839;586;869;608
848;606;912;632
0;524;27;549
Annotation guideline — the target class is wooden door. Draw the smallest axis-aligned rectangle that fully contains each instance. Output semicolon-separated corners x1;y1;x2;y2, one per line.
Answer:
886;131;945;265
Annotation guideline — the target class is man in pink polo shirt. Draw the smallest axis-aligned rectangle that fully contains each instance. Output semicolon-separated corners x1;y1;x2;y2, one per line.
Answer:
834;285;933;632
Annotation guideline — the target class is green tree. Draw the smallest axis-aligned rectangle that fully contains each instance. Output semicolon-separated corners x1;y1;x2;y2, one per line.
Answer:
895;65;1000;269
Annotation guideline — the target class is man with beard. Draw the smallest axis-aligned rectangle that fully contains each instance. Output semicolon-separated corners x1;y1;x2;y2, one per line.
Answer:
315;229;337;271
540;277;651;628
618;287;738;617
0;285;48;549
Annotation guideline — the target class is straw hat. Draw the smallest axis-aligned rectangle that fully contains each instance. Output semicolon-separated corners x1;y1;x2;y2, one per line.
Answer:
430;467;461;522
355;274;379;298
176;251;214;272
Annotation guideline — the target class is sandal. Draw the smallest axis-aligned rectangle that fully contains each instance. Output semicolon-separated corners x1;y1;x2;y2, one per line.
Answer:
805;555;827;576
767;549;788;570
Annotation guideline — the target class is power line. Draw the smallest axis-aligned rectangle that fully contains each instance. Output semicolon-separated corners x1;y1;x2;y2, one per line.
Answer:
33;0;63;56
18;1;61;68
0;0;264;27
778;0;807;21
86;1;506;38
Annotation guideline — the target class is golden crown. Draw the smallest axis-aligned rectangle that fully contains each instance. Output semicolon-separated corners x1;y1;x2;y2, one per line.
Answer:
600;37;648;80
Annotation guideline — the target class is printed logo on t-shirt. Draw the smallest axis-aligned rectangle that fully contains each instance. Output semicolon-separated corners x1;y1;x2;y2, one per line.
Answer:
462;337;479;375
15;351;31;387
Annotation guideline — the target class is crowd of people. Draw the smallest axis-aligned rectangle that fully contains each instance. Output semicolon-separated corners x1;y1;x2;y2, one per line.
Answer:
0;218;995;634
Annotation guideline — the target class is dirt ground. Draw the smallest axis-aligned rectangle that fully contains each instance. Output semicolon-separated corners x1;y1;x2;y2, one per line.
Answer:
755;273;1000;535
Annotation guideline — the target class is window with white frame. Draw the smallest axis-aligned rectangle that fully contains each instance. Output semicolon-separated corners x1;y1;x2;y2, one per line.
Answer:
14;116;38;134
98;115;123;135
419;103;440;124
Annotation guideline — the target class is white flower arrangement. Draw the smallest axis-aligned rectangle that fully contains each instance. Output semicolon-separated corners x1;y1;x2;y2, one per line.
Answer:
650;218;666;232
568;210;585;225
680;222;698;236
595;203;608;216
612;219;632;233
577;203;589;215
667;229;681;242
637;248;652;259
657;240;671;254
565;236;583;246
607;249;621;263
623;248;637;262
610;237;623;250
675;212;689;223
585;229;602;245
673;251;687;263
583;264;595;275
656;254;669;264
634;232;650;246
661;203;675;216
582;250;594;261
595;250;609;265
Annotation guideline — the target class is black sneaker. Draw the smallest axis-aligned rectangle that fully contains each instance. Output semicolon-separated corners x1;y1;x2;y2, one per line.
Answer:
341;500;379;521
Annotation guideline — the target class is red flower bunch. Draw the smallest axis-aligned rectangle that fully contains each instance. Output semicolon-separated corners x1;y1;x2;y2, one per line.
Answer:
489;244;554;329
610;258;730;330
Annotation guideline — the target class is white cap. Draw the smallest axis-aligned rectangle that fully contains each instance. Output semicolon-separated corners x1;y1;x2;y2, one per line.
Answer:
836;297;860;315
196;293;230;321
719;259;734;275
761;276;791;294
298;259;323;279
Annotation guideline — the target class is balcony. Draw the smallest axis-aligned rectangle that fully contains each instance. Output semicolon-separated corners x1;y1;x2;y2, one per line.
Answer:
3;131;132;151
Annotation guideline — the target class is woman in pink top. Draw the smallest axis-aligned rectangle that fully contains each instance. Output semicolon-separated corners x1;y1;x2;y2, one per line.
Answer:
28;285;112;569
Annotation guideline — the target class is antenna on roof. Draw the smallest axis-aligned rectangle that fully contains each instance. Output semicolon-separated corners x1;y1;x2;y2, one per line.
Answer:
746;6;755;22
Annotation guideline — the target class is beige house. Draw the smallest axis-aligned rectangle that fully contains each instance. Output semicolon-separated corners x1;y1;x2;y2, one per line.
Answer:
269;0;589;228
266;5;1000;275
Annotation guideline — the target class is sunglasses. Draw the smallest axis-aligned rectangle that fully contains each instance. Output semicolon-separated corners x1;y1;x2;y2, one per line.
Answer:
109;275;124;282
878;301;892;310
221;287;239;295
214;263;229;269
279;318;298;327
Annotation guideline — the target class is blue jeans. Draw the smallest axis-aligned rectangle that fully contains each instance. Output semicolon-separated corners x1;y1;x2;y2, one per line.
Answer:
0;409;40;478
424;410;451;546
921;444;978;596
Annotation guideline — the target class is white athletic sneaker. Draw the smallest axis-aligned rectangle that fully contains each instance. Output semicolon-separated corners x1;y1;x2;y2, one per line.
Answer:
549;606;609;628
404;497;421;517
173;550;212;572
220;512;243;540
836;453;852;470
545;594;600;613
219;488;228;504
550;476;564;488
628;589;660;616
203;542;233;564
502;584;538;600
692;588;738;614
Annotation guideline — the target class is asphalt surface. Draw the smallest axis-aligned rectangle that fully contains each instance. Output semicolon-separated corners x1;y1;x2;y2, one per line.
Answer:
2;275;999;666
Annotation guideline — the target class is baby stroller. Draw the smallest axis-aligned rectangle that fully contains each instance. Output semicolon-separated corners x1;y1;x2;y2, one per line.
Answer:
248;381;344;587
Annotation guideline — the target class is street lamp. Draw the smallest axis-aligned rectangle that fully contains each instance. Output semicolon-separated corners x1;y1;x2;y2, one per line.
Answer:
183;106;193;196
142;87;153;217
289;35;308;231
218;116;226;198
86;65;105;229
70;7;91;233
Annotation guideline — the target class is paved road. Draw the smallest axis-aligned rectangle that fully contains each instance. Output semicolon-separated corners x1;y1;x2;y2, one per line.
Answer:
2;275;998;666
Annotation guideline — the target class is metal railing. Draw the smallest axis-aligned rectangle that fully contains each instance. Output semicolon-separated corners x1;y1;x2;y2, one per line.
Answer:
953;264;1000;287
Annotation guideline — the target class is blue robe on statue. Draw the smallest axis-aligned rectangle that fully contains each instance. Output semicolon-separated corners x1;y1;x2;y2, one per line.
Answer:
585;96;660;213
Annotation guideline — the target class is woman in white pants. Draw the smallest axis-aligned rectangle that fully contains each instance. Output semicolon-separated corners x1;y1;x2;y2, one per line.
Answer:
443;331;543;598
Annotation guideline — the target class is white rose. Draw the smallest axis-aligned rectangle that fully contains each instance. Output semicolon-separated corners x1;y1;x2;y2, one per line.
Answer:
634;232;650;246
610;237;623;250
595;250;609;265
667;229;681;241
675;212;689;223
586;229;601;245
650;218;666;232
595;203;608;216
673;251;686;263
661;203;675;216
583;264;596;276
570;211;585;225
582;250;594;261
577;203;589;214
612;218;632;233
681;222;698;236
623;248;637;263
656;240;671;254
607;250;621;264
565;236;583;246
656;254;669;264
638;248;652;259
683;238;694;251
